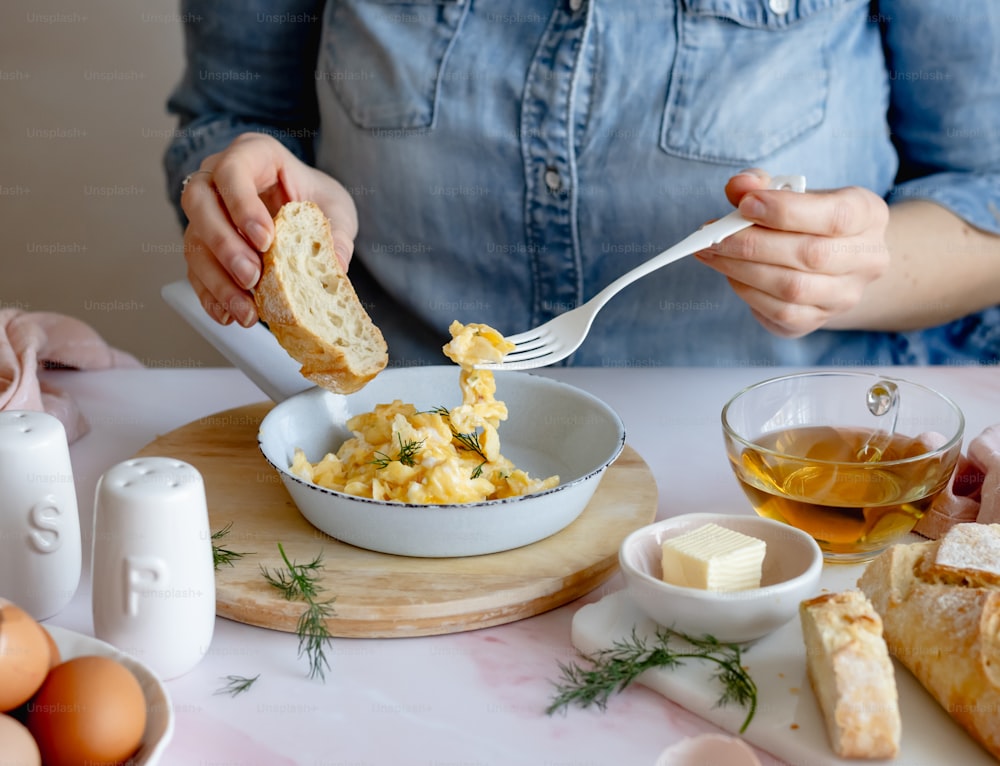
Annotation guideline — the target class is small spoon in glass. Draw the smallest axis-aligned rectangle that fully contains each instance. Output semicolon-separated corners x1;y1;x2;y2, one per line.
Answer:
856;380;900;462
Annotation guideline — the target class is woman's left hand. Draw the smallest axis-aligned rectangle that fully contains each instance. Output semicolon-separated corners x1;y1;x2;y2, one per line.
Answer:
696;169;890;338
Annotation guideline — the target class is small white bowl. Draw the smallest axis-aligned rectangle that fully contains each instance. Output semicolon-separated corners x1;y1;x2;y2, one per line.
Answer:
619;512;823;643
48;626;173;764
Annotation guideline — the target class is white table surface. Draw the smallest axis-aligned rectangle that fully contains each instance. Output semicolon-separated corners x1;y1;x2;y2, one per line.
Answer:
38;364;1000;766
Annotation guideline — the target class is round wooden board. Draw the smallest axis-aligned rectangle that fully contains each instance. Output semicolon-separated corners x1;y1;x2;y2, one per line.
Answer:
134;402;658;638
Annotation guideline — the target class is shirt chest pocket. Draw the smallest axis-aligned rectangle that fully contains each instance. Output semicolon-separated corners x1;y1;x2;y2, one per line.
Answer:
660;0;861;164
320;0;468;130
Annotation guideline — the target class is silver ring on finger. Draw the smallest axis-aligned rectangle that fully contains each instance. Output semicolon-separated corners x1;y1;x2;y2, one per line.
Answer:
181;169;213;192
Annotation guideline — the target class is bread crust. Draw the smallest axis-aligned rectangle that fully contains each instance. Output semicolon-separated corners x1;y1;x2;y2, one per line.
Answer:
857;523;1000;759
254;201;388;394
799;590;901;759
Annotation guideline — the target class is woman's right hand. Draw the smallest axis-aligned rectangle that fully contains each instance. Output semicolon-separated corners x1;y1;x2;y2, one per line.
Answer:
180;132;359;327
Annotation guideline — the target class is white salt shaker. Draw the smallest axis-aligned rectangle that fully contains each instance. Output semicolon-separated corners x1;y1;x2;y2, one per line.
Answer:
92;456;215;680
0;410;82;619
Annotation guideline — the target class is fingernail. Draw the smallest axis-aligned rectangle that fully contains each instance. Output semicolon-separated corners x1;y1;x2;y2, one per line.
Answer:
735;167;768;180
739;196;766;219
234;257;261;290
207;298;230;324
246;221;272;252
234;297;257;327
332;238;351;271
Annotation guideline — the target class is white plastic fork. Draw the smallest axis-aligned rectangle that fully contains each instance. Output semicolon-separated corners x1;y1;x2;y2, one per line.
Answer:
477;174;807;371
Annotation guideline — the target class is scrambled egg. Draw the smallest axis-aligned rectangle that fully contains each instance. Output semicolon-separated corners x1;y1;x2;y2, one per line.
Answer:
290;321;560;504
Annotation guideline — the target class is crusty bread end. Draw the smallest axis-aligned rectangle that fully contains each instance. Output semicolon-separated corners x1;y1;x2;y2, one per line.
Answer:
858;524;1000;759
254;201;388;393
800;589;901;759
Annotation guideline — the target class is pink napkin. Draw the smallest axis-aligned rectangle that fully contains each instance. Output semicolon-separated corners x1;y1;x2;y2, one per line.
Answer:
0;309;143;443
914;424;1000;539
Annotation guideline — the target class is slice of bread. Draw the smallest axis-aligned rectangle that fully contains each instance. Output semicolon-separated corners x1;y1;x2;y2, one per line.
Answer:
799;589;901;759
254;201;388;393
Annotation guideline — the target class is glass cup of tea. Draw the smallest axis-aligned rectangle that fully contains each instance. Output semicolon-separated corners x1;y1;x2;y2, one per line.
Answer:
721;371;964;564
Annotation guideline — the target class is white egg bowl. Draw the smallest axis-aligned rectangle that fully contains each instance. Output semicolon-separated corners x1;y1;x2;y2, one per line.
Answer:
47;626;173;765
257;366;626;557
619;512;823;643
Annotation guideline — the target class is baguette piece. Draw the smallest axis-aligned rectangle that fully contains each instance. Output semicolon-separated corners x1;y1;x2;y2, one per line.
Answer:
799;590;901;759
254;201;388;393
858;523;1000;759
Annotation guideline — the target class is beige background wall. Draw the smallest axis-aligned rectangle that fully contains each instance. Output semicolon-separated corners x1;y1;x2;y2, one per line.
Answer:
2;0;227;367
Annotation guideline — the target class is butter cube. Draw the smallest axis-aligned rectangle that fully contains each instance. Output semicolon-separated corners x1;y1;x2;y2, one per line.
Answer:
660;523;766;592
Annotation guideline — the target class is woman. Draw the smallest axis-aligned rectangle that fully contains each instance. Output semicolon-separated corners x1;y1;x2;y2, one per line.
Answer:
164;0;1000;367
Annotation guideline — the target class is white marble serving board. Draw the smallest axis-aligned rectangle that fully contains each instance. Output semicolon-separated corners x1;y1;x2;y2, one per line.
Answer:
572;562;995;766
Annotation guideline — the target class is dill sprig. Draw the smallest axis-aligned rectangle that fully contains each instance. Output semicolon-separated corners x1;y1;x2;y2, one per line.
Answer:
452;430;487;462
259;542;336;681
214;674;260;697
546;627;758;733
429;405;489;474
211;522;253;570
372;433;424;468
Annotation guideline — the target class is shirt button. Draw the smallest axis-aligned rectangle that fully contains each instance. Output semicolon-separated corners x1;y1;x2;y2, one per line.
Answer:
544;167;562;192
768;0;790;13
568;0;583;11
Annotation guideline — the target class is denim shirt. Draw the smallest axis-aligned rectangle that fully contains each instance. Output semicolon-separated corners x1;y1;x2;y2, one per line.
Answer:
164;0;1000;367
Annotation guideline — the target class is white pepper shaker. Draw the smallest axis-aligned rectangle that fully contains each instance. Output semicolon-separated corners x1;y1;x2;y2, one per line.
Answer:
0;410;82;619
91;456;215;680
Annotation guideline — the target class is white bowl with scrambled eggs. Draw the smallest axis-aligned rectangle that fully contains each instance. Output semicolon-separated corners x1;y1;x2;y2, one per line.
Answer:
257;364;625;557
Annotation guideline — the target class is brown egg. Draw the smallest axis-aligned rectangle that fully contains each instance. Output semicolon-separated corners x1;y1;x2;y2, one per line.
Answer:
26;655;146;766
0;713;41;766
39;625;61;668
0;599;52;712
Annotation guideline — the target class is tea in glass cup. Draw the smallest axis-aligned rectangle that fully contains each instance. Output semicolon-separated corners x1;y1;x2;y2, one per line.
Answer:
721;372;964;563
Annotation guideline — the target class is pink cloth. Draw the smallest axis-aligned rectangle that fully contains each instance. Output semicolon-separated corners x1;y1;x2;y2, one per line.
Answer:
914;424;1000;539
0;310;143;442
